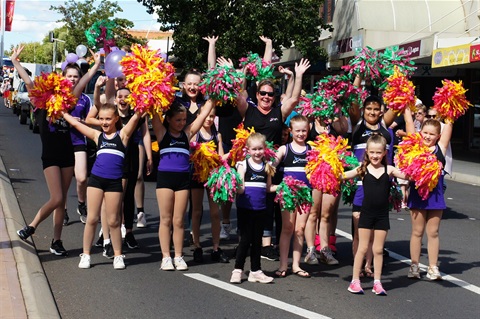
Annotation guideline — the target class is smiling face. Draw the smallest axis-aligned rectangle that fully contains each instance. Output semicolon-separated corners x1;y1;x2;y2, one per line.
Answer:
115;88;130;113
420;121;441;147
366;141;387;166
166;111;187;134
289;117;309;144
256;83;275;111
64;67;80;88
247;139;266;163
363;102;382;125
115;76;127;89
183;73;201;100
98;107;119;134
203;107;216;129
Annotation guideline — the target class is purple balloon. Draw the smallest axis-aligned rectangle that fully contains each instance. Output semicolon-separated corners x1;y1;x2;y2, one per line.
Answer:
104;50;126;78
160;52;167;60
60;61;68;71
66;53;79;64
97;48;105;55
110;46;120;51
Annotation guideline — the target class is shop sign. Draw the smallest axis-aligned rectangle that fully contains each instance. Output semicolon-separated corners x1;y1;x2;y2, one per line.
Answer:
471;44;480;62
328;35;363;56
378;40;421;58
432;44;470;68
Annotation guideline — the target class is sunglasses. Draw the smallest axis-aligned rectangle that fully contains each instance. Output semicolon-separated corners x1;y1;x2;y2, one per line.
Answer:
426;115;435;119
258;91;274;97
415;112;424;115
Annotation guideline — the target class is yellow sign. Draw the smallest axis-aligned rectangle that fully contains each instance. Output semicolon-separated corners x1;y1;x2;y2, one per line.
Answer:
432;44;470;68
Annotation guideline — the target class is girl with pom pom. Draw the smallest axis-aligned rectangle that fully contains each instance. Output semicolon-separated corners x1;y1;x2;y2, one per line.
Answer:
14;46;101;256
230;133;276;284
273;115;313;278
403;107;452;281
190;106;229;264
343;134;407;295
304;111;349;266
62;103;143;269
152;99;214;271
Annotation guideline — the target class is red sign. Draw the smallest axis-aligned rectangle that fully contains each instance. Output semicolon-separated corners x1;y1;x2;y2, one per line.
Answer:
5;0;15;32
378;40;421;58
471;44;480;62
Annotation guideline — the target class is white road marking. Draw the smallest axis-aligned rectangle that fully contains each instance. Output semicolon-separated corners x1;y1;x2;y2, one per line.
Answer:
335;229;480;295
185;273;331;319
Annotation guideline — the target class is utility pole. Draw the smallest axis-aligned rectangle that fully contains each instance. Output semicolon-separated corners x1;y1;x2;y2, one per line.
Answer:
49;31;65;71
1;0;5;69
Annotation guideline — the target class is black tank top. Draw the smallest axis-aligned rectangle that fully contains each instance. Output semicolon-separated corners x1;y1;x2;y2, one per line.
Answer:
361;166;390;216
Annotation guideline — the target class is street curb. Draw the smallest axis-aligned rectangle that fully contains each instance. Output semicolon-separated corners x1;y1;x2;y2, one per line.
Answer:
445;172;480;186
0;157;60;318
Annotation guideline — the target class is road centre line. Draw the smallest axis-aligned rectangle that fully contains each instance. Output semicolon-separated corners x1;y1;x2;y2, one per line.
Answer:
335;229;480;295
184;273;331;319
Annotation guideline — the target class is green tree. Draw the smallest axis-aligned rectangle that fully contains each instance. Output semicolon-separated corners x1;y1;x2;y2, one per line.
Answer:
138;0;333;70
50;0;145;53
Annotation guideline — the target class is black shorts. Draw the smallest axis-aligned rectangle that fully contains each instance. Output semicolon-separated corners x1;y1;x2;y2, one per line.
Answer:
358;212;390;230
352;204;362;213
73;144;87;152
190;179;205;189
156;171;190;191
88;174;123;192
42;157;75;170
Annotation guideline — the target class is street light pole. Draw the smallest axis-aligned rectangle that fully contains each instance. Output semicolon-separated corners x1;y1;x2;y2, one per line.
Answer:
1;0;5;68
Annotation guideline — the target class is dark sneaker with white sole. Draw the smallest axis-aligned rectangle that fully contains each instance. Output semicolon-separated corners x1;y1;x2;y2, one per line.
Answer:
77;204;87;224
124;232;138;249
17;226;35;241
50;239;68;256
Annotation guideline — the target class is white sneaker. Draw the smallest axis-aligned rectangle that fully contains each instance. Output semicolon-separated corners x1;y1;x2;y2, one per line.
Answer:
230;269;243;284
220;223;231;240
78;254;91;269
121;224;126;239
408;264;421;279
137;212;147;228
113;255;126;270
248;270;274;283
426;266;442;280
160;257;175;271
304;248;319;265
174;256;188;271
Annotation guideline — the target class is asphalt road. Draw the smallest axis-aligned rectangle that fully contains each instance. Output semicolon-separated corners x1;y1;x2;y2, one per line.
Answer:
1;105;479;319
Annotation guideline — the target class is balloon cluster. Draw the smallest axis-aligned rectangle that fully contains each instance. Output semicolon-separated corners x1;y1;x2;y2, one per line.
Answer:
29;72;78;123
274;176;313;213
394;133;442;200
198;65;244;104
432;79;472;123
238;52;274;81
120;44;177;116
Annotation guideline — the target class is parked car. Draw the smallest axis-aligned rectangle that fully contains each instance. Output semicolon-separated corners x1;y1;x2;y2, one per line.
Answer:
13;81;31;124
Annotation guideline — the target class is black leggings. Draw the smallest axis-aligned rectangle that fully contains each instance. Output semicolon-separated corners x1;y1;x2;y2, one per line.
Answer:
235;208;266;272
123;146;140;230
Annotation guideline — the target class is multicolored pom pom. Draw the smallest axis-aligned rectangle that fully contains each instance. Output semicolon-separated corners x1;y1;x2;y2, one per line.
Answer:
395;133;442;200
228;123;255;166
389;180;404;212
238;52;274;82
205;163;242;205
190;141;222;183
379;46;417;78
29;72;78;123
432;79;472;123
120;44;178;117
274;176;313;213
85;19;116;50
383;66;416;114
198;65;244;104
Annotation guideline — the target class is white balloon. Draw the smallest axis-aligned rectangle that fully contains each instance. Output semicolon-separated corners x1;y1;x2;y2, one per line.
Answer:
75;44;88;57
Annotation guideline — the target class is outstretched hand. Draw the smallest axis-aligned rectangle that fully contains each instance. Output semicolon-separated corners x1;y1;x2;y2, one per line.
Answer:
10;46;25;61
202;35;218;44
216;56;234;68
259;35;272;44
295;58;311;75
278;66;293;76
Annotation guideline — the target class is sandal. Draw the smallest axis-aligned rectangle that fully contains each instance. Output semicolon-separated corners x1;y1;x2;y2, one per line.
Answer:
275;269;287;278
361;267;374;278
293;269;311;278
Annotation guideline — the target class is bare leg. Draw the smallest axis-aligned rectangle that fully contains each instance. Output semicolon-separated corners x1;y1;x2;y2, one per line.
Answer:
305;189;321;248
425;210;443;267
157;188;175;258
172;190;189;257
83;187;104;255
279;210;294;272
410;209;427;265
190;188;204;248
372;230;388;281
291;209;309;273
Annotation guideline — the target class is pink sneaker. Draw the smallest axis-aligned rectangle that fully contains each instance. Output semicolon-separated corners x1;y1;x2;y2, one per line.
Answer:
347;280;364;294
372;282;387;295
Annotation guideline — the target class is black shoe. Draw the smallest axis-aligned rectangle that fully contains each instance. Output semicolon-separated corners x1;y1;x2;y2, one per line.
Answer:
17;226;35;241
50;239;68;256
193;247;204;263
211;248;229;263
124;232;138;249
103;243;114;259
383;248;389;257
261;245;279;261
94;234;104;247
77;204;87;224
63;209;69;226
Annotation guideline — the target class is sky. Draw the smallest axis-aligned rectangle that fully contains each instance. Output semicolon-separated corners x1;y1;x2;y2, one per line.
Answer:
3;0;161;49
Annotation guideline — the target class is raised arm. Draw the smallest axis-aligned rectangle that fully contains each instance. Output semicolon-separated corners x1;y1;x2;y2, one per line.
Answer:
119;111;142;145
260;36;272;63
73;51;101;97
63;112;100;142
187;99;214;138
141;119;153;176
151;112;167;144
438;122;453;153
349;75;363;126
382;109;398;127
278;66;294;100
10;46;33;90
331;114;349;136
93;75;107;109
281;58;311;120
404;107;416;135
203;35;218;69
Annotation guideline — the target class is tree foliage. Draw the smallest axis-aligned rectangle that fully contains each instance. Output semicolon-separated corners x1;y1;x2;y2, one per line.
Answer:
50;0;146;53
138;0;333;70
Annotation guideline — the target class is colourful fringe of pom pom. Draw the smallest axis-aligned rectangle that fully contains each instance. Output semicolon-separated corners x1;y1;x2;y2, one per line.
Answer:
29;72;78;123
120;44;178;117
205;163;242;205
198;65;244;104
238;52;274;82
190;141;222;183
394;133;442;200
274;176;313;213
383;66;416;115
306;133;355;196
379;46;417;78
341;155;360;205
85;19;116;49
432;79;472;123
228;123;255;166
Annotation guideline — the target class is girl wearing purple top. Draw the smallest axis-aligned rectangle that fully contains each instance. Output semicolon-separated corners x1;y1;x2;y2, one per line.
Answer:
152;99;214;271
14;46;100;257
63;103;142;269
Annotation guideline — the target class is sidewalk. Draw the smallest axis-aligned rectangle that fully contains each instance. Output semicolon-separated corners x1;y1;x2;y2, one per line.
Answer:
0;156;479;319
